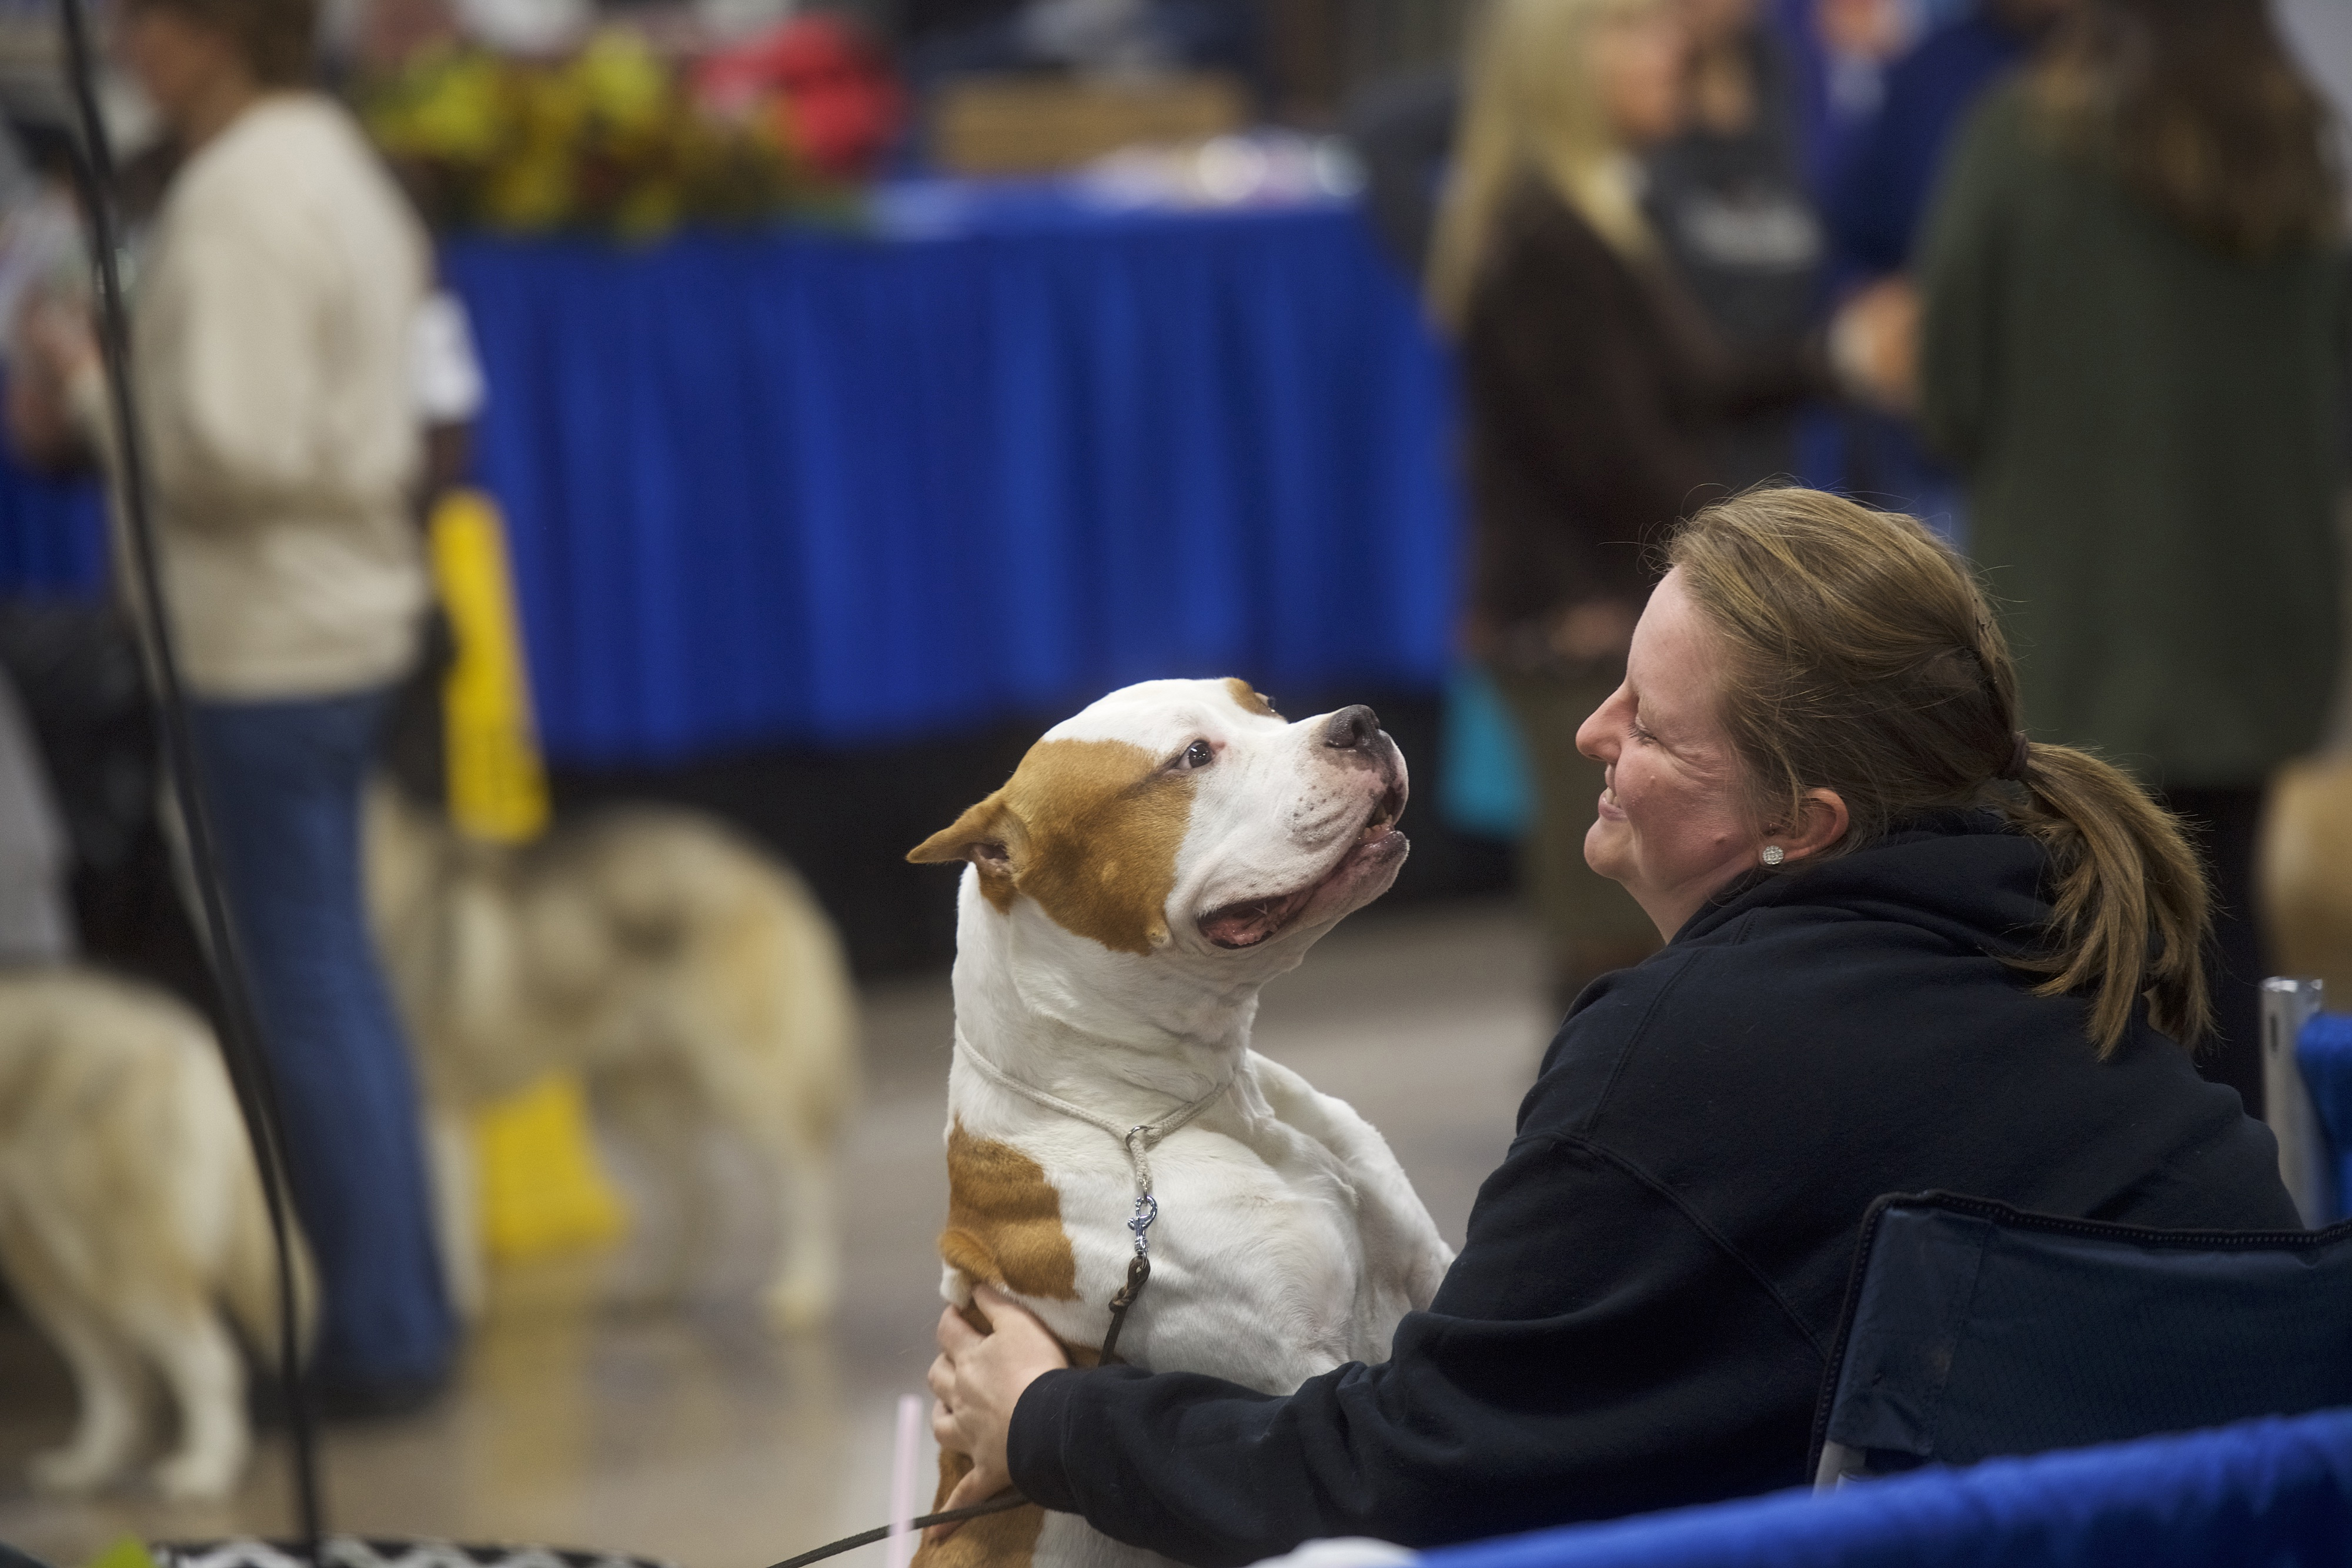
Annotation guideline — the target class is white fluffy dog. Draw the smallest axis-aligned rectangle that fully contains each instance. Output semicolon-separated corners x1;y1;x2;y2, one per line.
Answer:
0;969;311;1500
365;788;860;1329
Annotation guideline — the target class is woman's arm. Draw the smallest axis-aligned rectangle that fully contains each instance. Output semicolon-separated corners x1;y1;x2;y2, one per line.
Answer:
938;1128;1825;1566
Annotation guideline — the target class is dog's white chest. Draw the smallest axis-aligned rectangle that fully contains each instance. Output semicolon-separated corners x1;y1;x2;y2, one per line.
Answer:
947;1054;1442;1398
1093;1118;1372;1386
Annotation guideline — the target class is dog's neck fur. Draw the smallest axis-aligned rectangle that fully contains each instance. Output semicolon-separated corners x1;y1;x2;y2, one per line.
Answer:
949;870;1312;1114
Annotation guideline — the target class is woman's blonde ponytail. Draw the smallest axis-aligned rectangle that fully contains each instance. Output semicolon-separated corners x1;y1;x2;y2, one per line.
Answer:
2005;743;2213;1053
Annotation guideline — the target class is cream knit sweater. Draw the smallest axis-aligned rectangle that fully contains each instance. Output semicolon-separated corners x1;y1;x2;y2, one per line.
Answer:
79;94;432;700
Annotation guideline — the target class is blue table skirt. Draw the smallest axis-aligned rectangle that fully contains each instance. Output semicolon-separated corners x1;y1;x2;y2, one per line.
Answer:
442;195;1458;764
0;196;1458;765
1423;1407;2352;1568
0;434;106;597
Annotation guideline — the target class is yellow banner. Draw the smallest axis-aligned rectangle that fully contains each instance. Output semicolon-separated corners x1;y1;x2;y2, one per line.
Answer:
429;492;626;1261
429;490;549;845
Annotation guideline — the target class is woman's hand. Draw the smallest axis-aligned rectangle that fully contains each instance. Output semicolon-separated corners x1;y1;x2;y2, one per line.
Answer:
21;296;100;393
927;1285;1070;1540
1829;276;1921;414
6;296;99;472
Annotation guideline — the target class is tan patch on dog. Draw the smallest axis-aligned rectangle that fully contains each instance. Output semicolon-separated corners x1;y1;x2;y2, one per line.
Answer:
908;740;1193;955
911;1450;1044;1568
911;1293;1108;1568
940;1121;1080;1302
917;1147;1098;1568
1224;677;1279;718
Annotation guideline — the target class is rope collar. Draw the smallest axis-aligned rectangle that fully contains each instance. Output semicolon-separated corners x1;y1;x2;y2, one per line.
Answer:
951;1033;1234;1359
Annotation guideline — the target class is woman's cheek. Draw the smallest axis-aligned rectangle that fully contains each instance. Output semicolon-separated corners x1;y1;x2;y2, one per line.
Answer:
1614;760;1649;814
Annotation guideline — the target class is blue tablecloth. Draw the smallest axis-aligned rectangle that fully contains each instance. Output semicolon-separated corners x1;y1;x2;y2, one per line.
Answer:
1424;1407;2352;1568
0;190;1458;766
0;434;106;597
442;189;1456;764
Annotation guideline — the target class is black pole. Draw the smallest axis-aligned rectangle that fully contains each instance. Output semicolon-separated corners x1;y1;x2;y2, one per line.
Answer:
49;1;326;1554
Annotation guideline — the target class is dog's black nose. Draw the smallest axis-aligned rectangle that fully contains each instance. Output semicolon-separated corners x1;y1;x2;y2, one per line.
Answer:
1321;705;1381;752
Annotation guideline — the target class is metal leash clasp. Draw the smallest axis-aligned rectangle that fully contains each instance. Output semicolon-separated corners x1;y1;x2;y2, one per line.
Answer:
1121;1124;1159;1261
1100;1126;1160;1362
1127;1191;1158;1258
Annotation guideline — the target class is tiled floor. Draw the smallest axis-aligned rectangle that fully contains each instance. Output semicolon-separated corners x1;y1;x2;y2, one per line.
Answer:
0;899;1553;1568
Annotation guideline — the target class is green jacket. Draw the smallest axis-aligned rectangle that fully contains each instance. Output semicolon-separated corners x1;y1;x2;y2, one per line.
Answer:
1919;83;2349;788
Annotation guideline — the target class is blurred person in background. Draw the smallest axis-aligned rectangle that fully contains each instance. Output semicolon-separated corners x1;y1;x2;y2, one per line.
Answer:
1351;0;1821;398
1644;0;1822;489
1428;0;1831;1007
1902;0;2348;1118
19;0;455;1406
1823;0;2073;527
1826;0;2074;277
1800;0;1936;169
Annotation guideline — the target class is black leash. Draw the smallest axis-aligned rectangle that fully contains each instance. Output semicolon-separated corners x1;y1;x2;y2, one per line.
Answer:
1099;1252;1150;1364
773;1195;1142;1568
784;1233;1137;1568
763;1493;1028;1568
786;1252;1136;1568
51;4;325;1556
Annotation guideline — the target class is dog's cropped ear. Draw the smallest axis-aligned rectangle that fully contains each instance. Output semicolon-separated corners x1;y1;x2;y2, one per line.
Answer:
908;791;1015;872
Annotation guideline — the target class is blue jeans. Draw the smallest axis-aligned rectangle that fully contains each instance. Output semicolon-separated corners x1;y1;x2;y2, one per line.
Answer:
189;688;455;1388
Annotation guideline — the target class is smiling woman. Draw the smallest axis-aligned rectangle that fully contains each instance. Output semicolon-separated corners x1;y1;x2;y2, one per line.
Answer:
1573;569;1822;941
924;487;2301;1564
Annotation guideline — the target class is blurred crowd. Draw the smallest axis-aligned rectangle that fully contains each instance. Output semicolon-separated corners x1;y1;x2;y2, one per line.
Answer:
0;0;2343;1448
1405;0;2348;1144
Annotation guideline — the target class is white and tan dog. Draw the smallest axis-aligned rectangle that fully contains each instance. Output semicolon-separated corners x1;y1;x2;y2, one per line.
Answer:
0;969;312;1500
908;678;1454;1568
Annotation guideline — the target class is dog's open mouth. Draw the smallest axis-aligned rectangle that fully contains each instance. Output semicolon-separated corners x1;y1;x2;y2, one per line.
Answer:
1198;776;1408;950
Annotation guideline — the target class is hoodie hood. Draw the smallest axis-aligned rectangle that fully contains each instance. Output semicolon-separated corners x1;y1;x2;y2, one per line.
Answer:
1676;809;2053;959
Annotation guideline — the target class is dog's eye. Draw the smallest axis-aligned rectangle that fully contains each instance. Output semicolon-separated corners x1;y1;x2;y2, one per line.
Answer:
1176;740;1214;770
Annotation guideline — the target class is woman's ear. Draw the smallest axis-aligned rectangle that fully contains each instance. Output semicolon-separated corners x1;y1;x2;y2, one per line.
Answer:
1776;788;1850;865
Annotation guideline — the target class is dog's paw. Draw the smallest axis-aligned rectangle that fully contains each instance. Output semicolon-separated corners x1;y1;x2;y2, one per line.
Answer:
761;1276;835;1334
153;1445;243;1502
29;1443;126;1495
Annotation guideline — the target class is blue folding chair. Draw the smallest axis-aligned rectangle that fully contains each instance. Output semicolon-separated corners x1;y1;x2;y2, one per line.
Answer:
2267;977;2349;1226
1809;1191;2352;1488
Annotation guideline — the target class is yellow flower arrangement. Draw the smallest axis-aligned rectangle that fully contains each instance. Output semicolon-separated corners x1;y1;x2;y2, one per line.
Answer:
362;31;842;240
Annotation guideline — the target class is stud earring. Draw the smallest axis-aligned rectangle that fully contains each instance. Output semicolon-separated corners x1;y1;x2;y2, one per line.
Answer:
1760;845;1785;867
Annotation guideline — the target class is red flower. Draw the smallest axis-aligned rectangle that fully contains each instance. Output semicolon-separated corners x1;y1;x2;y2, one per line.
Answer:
694;13;906;180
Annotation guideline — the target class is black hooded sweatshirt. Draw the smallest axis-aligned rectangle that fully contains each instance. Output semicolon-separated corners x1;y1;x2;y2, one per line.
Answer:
1006;813;2300;1564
